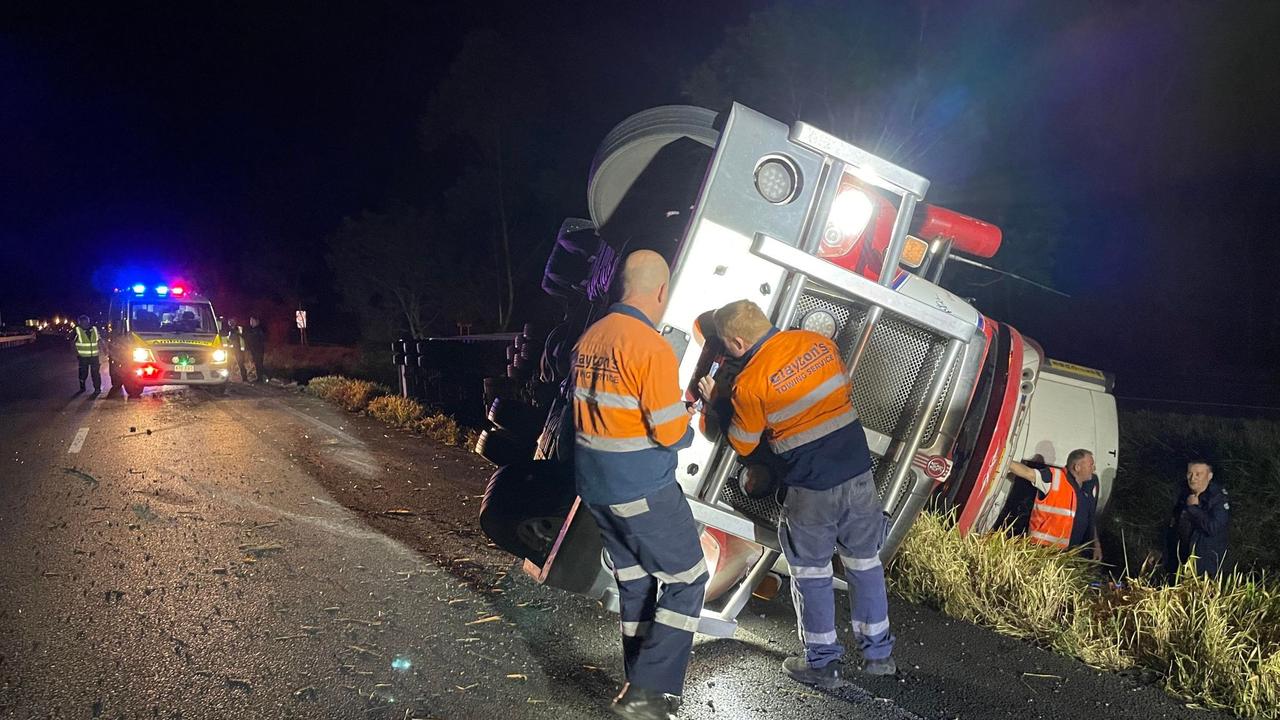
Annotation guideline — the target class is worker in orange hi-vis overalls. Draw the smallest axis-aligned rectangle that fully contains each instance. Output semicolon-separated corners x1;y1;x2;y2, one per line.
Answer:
571;250;705;720
700;299;895;688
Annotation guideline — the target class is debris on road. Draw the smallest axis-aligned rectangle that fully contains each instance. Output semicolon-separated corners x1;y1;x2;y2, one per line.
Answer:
465;615;501;626
62;467;98;487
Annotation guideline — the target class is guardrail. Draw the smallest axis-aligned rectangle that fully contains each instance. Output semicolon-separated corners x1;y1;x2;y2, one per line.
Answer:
0;334;37;348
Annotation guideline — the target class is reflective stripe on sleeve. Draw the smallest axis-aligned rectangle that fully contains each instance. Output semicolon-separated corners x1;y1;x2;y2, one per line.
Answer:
1029;530;1070;547
766;375;846;424
728;423;761;446
645;401;688;425
769;409;858;453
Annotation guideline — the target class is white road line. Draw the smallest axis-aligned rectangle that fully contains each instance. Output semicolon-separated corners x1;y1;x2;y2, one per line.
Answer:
68;427;90;454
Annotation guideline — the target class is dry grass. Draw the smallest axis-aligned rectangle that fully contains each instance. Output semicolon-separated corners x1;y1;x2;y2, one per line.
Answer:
892;512;1280;718
367;395;425;427
305;374;479;447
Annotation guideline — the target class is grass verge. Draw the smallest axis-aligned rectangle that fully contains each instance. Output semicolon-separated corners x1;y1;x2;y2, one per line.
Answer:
305;375;479;447
892;512;1280;718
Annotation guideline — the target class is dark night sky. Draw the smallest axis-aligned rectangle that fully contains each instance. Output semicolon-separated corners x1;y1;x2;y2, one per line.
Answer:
3;1;1279;408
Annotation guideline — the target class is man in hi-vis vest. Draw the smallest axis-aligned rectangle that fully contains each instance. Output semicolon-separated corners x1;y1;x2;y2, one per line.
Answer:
701;299;896;687
1009;449;1103;561
73;314;103;394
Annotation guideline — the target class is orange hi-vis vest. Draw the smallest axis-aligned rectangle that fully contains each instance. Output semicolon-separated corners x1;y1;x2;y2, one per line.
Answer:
1028;467;1077;549
573;306;689;452
727;329;872;490
571;304;693;504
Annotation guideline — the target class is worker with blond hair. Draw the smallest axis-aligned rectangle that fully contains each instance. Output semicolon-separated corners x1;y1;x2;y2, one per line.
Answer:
700;299;895;687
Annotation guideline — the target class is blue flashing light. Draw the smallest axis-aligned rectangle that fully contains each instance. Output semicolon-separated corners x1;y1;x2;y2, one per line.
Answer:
131;284;146;294
155;285;169;295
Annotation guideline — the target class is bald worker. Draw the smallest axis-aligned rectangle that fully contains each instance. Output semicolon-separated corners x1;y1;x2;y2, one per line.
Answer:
572;250;705;720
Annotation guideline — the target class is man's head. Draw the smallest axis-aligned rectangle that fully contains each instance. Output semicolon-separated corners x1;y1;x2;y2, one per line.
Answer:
713;300;773;358
1186;460;1214;494
249;316;260;327
1066;448;1095;481
227;317;238;327
618;250;671;323
77;315;90;326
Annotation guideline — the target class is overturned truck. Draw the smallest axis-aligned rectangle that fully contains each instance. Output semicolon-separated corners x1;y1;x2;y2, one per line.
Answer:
475;103;1118;636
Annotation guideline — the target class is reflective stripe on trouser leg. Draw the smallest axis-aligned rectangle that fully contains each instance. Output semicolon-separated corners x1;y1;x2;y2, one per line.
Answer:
778;505;843;669
836;475;894;661
586;482;708;696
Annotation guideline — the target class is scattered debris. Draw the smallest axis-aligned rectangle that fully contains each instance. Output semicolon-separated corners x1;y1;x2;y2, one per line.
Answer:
383;508;415;516
238;542;286;556
226;677;253;691
347;644;382;659
506;674;527;681
465;615;501;626
292;686;318;701
62;467;98;487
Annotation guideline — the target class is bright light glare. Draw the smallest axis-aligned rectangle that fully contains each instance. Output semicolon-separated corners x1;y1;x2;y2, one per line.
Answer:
131;284;146;294
132;347;150;362
155;285;169;295
391;657;412;671
171;286;185;296
827;189;875;239
211;349;227;363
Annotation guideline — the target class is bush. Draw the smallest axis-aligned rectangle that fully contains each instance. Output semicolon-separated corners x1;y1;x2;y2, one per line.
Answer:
332;379;389;412
414;411;479;447
367;395;425;427
891;512;1280;718
305;375;347;403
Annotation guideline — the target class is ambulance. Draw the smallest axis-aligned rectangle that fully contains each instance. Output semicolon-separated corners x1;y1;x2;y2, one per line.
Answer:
104;283;231;397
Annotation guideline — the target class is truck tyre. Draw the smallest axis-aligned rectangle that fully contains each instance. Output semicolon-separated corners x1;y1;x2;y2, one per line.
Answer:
479;461;576;565
587;105;719;228
483;377;516;406
124;380;144;399
487;397;543;439
474;428;532;467
108;359;122;388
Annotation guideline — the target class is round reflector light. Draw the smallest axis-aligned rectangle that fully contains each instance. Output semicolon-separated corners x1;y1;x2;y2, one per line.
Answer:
800;309;838;339
754;157;799;205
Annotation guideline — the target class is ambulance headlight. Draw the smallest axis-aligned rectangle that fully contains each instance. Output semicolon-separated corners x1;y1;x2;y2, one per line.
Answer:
212;349;227;363
800;309;838;339
132;347;151;362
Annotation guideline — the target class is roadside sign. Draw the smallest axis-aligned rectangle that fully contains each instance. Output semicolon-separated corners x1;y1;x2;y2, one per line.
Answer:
295;310;307;329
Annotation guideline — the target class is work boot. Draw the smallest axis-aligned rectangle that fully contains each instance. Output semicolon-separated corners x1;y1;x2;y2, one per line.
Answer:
610;684;678;720
783;656;841;688
861;656;898;676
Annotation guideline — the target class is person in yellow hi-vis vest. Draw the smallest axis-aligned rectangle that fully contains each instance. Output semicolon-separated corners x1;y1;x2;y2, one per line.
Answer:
73;314;103;394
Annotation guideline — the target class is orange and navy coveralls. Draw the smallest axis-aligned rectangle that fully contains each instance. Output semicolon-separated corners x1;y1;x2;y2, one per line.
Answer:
726;327;893;667
572;303;706;697
1026;467;1098;549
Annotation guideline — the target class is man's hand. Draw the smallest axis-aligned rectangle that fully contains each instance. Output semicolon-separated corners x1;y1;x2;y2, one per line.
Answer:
697;375;715;402
1186;493;1200;507
1091;542;1103;563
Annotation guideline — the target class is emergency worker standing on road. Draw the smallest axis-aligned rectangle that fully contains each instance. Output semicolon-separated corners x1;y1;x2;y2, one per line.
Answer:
1165;459;1230;577
1008;450;1103;560
73;314;102;394
244;316;267;383
225;318;249;382
572;250;705;720
700;299;896;686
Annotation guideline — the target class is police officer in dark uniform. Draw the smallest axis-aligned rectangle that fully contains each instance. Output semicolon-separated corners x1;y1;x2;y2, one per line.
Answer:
1166;459;1230;577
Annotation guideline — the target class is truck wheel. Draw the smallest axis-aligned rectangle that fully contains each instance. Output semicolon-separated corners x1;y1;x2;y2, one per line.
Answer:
487;397;543;439
474;428;532;467
480;461;575;565
587;105;719;228
108;360;122;388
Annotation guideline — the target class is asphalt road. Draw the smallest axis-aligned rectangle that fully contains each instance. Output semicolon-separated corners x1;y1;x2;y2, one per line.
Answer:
0;340;1226;720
